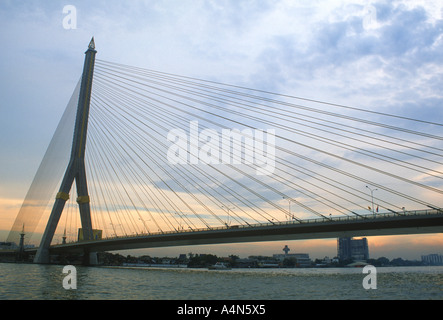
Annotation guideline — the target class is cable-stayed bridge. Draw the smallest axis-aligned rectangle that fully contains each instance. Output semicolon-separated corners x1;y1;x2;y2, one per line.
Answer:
7;39;443;264
49;209;443;255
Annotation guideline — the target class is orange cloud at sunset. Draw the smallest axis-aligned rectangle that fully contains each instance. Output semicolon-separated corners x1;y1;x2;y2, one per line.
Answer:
367;234;443;259
0;197;22;232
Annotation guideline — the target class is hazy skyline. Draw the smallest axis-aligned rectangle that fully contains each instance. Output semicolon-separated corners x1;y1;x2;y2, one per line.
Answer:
1;1;443;260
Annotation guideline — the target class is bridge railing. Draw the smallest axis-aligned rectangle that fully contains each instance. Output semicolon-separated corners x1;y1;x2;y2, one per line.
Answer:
55;208;441;245
87;208;441;243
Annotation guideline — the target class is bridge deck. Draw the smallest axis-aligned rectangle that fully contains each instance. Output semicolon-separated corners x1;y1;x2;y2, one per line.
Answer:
44;209;443;254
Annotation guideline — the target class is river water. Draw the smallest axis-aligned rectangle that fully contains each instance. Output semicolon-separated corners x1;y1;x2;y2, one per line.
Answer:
0;263;442;300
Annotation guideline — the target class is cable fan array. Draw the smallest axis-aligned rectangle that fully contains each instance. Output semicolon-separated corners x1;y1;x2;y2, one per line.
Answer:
56;59;443;242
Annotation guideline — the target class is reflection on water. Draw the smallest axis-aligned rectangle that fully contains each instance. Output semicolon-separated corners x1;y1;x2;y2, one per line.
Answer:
0;263;442;300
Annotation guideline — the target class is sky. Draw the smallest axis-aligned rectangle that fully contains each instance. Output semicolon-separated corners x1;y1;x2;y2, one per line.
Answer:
1;0;443;260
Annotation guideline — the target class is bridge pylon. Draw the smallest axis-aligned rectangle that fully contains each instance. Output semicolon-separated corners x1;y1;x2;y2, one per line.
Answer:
34;38;97;264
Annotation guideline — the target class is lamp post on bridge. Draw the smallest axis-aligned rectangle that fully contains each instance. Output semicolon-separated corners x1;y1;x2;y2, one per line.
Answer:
366;185;378;216
282;196;296;221
222;206;234;227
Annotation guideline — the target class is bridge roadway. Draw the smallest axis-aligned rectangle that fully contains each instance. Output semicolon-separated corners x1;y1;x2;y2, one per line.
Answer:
42;209;443;254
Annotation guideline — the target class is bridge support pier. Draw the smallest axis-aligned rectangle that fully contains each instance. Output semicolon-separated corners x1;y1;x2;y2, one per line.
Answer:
34;39;97;264
84;250;99;266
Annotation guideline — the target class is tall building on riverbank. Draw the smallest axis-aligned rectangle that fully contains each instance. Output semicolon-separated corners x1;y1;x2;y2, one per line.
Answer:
421;254;443;265
337;237;369;261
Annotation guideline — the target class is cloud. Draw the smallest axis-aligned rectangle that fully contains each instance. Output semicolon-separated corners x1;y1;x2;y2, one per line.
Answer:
244;1;443;116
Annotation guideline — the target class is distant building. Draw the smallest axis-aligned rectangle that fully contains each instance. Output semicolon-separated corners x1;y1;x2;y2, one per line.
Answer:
236;258;257;268
337;237;369;261
273;245;312;267
421;254;443;266
0;242;18;250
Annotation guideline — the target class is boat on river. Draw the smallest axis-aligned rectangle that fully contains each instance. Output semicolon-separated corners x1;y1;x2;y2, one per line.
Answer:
208;262;231;270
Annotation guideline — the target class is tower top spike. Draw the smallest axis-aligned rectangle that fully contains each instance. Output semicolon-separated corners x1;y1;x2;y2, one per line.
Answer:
88;37;95;50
